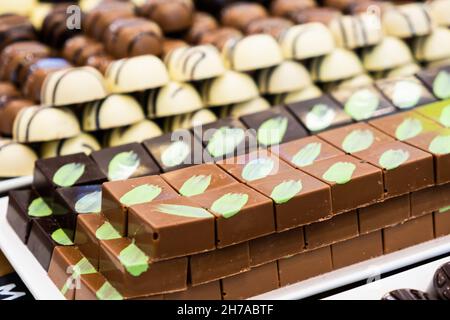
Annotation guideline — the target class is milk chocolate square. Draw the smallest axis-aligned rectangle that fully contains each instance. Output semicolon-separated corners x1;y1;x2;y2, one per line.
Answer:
434;206;450;238
164;281;222;300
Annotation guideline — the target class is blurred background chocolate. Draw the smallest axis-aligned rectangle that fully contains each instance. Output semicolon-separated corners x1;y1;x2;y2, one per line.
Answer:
0;14;37;51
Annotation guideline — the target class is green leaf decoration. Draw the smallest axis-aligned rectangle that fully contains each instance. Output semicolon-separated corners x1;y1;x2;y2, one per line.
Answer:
206;127;245;158
429;135;450;155
291;142;322;167
257;116;288;146
96;282;123;300
51;229;74;246
119;242;149;277
342;129;375;153
27;197;53;217
119;184;162;206
211;193;249;219
439;104;450;128
439;205;450;213
392;81;422;109
322;162;356;184
395;118;423;140
179;174;212;197
156;204;212;219
161;141;190;168
95;222;121;240
72;257;96;278
241;157;274;181
270;180;303;204
378;149;410;170
74;191;102;214
344;89;380;120
433;71;450;99
108;151;141;181
52;163;86;187
305;104;336;131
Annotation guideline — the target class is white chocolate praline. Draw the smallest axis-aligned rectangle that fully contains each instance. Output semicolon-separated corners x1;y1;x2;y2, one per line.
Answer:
79;0;104;11
310;49;364;82
328;14;383;49
107;120;163;147
429;0;450;27
323;74;374;92
147;81;203;118
165;109;218;131
220;97;271;118
258;60;312;94
41;66;108;107
427;57;450;69
222;34;283;72
202;70;259;106
362;37;413;71
0;139;37;177
40;133;101;159
413;28;450;62
0;0;36;15
82;94;145;131
165;45;225;82
279;23;335;60
29;3;52;29
382;4;435;39
105;55;169;94
13;106;80;143
272;85;322;105
386;63;422;78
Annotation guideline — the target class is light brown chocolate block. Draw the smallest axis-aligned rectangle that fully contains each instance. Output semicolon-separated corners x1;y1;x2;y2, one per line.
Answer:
383;214;434;254
221;262;279;300
434;207;450;238
164;281;222;300
304;211;359;250
359;194;410;234
411;183;450;217
331;231;383;269
278;246;332;287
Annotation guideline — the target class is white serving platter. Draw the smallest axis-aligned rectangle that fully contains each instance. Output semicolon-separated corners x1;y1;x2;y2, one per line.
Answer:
1;193;450;301
0;176;33;194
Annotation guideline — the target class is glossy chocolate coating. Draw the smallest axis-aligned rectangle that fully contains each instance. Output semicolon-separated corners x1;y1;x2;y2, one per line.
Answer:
41;4;82;49
62;35;110;67
434;207;450;238
270;0;317;18
0;14;37;51
434;262;450;300
0;98;34;135
382;289;433;300
184;12;218;44
411;184;450;218
245;17;293;38
55;184;102;216
221;2;268;31
198;27;242;50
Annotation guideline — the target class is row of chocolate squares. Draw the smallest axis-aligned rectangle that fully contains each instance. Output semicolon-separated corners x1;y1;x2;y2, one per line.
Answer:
40;201;450;300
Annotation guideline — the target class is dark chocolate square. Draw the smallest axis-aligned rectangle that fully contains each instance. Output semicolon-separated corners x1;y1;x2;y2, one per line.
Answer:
416;66;450;100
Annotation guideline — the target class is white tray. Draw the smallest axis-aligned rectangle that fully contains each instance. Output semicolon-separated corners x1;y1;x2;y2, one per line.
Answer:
1;194;450;301
0;176;32;194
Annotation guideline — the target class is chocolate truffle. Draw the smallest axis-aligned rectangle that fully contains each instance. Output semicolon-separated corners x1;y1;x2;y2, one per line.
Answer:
102;175;179;235
137;0;194;34
416;66;450;100
161;163;238;197
142;130;205;172
413;28;450;62
99;237;188;296
245;17;293;39
0;98;34;135
310;49;364;82
278;23;335;60
287;94;353;133
0;14;36;51
40;133;101;159
164;109;218;132
0;139;37;177
240;106;308;147
82;94;145;131
190;183;275;247
106;120;163;147
301;154;384;213
382;3;435;38
362;37;413;72
270;0;316;18
185;12;218;44
331;85;396;121
221;2;268;31
318;122;394;154
271;135;344;169
128;196;215;260
62;35;107;67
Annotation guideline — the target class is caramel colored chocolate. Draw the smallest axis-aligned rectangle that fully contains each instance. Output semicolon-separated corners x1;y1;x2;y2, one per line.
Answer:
411;184;450;217
0;14;36;51
278;246;332;286
75;214;121;270
383;214;434;254
102;175;179;235
289;7;341;25
190;183;275;247
221;2;268;31
185;12;218;44
161;163;238;197
318;122;394;154
331;231;383;269
434;207;450;238
270;0;317;18
304;210;358;249
359;194;410;234
0;98;34;135
221;262;279;299
190;242;250;286
199;27;242;50
75;273;121;300
164;281;221;300
41;4;81;49
48;246;95;300
245;17;293;38
128;196;215;260
250;227;304;267
249;168;332;231
271;136;344;169
354;141;435;198
302;155;384;213
62;35;109;67
99;238;188;297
